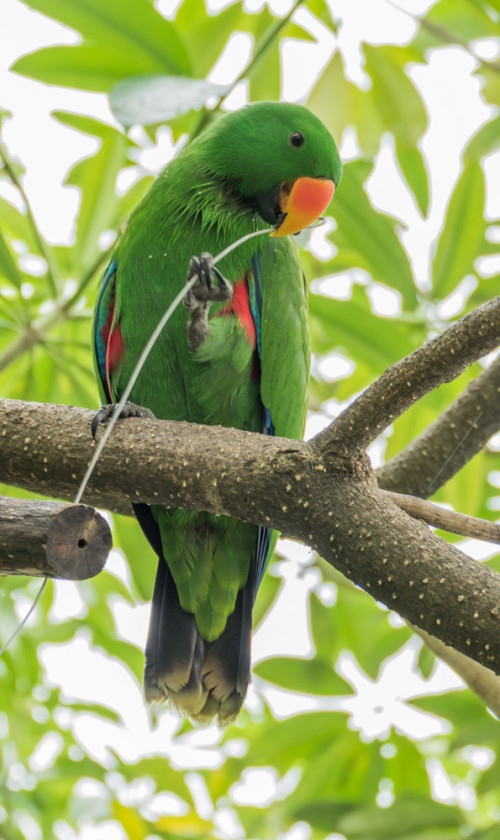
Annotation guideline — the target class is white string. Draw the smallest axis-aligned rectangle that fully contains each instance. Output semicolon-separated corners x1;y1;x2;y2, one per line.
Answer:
0;577;48;657
74;226;272;505
427;410;484;493
1;218;325;655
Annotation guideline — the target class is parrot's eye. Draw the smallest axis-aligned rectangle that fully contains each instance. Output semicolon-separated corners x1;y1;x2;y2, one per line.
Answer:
290;131;305;148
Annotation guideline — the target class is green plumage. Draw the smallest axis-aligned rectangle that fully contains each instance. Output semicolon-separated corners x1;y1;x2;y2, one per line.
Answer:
93;102;341;722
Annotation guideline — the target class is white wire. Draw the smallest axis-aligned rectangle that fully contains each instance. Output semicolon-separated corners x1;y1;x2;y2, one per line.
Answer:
1;218;325;655
0;227;272;658
0;577;48;657
74;226;272;505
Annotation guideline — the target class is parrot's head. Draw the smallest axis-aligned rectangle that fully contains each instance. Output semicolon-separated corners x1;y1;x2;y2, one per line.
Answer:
195;101;342;237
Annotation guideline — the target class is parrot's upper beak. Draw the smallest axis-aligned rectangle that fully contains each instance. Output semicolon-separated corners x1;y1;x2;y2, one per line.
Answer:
270;176;335;238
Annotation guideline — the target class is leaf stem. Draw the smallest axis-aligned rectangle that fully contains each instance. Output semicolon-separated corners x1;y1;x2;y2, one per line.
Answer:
387;0;500;75
187;0;307;144
0;245;112;373
0;141;61;298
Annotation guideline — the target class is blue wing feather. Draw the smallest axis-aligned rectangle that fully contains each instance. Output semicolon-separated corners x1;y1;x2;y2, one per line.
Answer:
250;252;275;600
93;259;118;404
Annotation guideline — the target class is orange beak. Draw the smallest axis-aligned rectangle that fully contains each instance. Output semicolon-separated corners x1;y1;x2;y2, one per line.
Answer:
270;176;335;237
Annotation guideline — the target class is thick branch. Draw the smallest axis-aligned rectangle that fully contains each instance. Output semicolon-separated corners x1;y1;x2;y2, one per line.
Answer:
377;354;500;497
0;495;111;579
1;398;500;676
317;297;500;454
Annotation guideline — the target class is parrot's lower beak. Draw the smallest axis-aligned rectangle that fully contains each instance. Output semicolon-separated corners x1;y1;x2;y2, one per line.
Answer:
270;176;335;237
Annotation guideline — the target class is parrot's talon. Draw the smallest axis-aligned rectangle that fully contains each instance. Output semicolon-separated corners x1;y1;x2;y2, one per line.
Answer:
91;401;156;439
183;252;233;350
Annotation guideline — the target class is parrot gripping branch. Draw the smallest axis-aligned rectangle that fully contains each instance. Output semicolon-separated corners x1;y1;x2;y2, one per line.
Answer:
1;291;499;698
0;394;499;678
0;292;500;673
3;92;500;721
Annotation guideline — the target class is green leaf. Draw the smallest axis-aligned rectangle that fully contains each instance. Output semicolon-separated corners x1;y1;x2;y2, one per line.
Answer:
289;733;384;809
293;800;357;831
254;655;351;695
309;286;419;372
328;161;418;308
13;45;161;92
309;46;429;214
424;0;499;41
363;45;427;149
0;108;13;126
396;145;429;217
112;514;157;602
110;75;230;127
52;112;128;272
465;116;500;163
12;0;190;90
0;197;37;248
336;796;462;838
248;8;281;103
432;161;486;298
242;710;348;769
313;584;411;679
0;231;22;288
416;641;435;679
174;0;249;78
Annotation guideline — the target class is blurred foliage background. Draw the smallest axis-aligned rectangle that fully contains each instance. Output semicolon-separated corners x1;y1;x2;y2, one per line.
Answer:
1;0;500;838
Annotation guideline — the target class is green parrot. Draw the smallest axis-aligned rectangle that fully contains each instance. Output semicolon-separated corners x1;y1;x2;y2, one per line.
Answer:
93;101;342;724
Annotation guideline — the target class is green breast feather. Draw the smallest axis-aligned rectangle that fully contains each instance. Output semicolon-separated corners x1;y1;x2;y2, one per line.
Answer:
92;101;341;723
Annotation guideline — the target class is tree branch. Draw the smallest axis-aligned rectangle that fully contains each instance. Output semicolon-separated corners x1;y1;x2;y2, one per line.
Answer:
0;495;111;579
411;624;500;719
1;397;500;676
317;297;500;455
377;353;500;497
382;490;500;544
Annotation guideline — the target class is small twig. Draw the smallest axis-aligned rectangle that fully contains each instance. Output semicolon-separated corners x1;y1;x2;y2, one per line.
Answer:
187;0;306;144
386;0;500;75
382;490;500;544
419;17;500;75
410;624;500;718
0;141;60;298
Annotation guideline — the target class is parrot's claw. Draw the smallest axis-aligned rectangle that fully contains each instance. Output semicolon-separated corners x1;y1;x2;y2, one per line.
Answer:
91;401;156;440
183;252;232;350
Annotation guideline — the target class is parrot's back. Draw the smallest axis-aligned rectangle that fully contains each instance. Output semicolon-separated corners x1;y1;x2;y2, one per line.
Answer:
92;102;341;724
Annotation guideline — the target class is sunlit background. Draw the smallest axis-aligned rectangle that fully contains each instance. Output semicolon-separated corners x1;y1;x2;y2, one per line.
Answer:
1;0;500;838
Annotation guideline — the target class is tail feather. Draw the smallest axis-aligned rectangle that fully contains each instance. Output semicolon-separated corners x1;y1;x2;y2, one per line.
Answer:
144;559;206;715
144;553;253;724
134;503;254;725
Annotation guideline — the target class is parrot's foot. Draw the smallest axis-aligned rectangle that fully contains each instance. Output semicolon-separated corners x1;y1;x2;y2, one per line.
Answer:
91;401;156;439
183;252;232;350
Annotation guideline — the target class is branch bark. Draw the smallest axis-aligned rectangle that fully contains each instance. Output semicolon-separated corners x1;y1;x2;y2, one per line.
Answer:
0;495;111;579
377;353;500;497
1;397;500;676
382;490;500;543
320;297;500;455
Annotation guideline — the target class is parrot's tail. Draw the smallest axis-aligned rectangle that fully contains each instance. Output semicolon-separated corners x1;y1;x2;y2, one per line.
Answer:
143;556;253;725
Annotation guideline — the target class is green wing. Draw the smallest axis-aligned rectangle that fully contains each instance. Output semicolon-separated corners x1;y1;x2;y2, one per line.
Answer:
260;236;310;440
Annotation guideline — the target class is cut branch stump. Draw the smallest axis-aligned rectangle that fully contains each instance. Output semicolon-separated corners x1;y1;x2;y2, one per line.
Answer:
0;496;111;579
